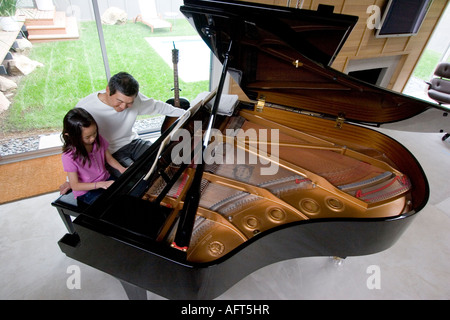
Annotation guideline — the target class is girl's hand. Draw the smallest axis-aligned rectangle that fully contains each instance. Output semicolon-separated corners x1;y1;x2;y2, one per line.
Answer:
96;180;115;189
59;181;71;195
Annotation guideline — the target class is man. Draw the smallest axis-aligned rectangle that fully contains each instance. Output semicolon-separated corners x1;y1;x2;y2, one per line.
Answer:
59;72;186;194
77;72;186;168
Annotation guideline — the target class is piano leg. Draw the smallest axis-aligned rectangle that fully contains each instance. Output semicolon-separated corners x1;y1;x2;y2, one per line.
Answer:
57;209;76;234
119;279;147;300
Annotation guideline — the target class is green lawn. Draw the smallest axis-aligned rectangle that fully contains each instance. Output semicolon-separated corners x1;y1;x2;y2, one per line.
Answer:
3;19;208;132
412;49;441;81
412;49;450;81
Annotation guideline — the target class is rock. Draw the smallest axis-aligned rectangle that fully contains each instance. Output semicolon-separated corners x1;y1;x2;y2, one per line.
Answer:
0;91;10;113
0;135;40;156
15;38;33;54
7;53;44;76
0;76;17;92
101;7;128;25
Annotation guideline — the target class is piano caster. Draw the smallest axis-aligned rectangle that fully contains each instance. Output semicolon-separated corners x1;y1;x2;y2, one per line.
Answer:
331;256;346;266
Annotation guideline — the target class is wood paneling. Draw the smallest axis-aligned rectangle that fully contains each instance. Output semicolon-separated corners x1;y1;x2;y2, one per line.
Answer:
334;0;447;92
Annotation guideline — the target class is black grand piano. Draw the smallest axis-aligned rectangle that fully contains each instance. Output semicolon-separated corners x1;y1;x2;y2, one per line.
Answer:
53;0;433;300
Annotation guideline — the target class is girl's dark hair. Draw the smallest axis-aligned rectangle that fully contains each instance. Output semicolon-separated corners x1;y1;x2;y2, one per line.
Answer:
61;108;100;166
108;72;139;97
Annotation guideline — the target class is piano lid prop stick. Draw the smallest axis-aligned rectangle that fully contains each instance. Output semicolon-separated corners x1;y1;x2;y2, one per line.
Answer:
143;110;191;181
142;89;217;181
172;41;233;251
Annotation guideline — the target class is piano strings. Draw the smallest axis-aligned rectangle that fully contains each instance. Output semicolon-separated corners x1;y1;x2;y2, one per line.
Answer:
140;105;412;262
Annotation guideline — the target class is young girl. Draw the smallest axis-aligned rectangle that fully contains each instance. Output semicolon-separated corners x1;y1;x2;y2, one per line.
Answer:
61;108;126;205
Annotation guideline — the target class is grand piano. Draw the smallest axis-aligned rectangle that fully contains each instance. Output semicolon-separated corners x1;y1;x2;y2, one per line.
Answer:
54;0;433;300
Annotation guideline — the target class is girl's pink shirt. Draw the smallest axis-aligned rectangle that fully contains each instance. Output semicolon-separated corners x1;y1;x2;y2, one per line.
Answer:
61;134;110;198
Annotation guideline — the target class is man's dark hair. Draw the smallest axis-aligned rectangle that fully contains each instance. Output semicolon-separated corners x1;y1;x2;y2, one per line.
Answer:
108;72;139;97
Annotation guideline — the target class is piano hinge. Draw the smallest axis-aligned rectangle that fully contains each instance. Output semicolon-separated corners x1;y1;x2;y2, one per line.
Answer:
335;113;346;129
255;96;265;112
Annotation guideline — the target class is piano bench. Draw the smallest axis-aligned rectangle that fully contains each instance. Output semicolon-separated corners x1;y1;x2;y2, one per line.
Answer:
51;191;84;234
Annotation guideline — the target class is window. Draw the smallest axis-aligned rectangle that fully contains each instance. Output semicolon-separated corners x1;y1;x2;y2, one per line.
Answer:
0;0;210;159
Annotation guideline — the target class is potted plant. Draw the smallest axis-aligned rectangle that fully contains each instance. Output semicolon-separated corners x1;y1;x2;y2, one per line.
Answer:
0;0;20;31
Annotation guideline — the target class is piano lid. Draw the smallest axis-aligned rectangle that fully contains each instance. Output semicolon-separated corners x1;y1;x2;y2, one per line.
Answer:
180;0;434;125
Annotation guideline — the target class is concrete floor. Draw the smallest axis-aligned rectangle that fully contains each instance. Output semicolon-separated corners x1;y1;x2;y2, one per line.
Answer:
1;104;449;300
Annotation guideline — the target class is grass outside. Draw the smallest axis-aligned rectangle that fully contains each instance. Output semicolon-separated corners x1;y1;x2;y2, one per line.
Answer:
412;49;450;81
1;19;208;133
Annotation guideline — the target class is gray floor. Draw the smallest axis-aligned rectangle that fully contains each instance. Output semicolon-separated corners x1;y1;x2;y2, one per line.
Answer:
1;106;450;300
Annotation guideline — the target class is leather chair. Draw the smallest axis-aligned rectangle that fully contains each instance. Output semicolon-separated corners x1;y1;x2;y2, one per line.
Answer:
426;62;450;141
